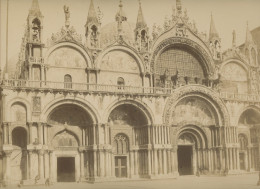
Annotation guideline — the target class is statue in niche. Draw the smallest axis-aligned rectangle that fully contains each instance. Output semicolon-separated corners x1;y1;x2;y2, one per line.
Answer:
141;30;148;50
32;19;40;42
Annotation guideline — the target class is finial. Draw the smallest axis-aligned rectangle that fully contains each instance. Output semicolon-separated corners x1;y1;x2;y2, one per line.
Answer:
232;30;236;48
172;5;176;16
115;0;127;38
63;5;70;28
176;0;182;16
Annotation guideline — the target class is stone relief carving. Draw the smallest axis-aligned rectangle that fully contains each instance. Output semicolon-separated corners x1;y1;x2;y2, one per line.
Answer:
32;96;41;112
176;24;188;37
171;98;216;126
52;130;78;147
221;63;247;82
48;47;86;68
47;26;83;47
163;85;229;127
101;51;139;73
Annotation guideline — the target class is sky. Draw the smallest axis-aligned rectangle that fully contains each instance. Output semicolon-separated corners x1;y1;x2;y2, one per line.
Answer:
0;0;260;73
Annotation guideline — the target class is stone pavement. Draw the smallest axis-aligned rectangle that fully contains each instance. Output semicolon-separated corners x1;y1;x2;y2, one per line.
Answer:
5;174;260;189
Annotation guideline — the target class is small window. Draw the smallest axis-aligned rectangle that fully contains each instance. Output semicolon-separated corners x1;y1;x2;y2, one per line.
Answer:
117;77;125;89
64;74;72;89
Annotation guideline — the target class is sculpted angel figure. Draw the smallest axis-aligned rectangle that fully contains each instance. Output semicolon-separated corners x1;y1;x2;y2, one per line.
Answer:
63;5;70;27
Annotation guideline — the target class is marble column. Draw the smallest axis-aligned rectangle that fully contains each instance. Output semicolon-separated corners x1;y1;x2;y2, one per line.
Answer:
3;123;8;144
38;150;44;179
134;150;138;175
4;150;12;183
28;122;33;144
93;150;97;177
49;150;54;181
248;147;251;171
148;150;151;176
229;148;233;170
44;151;49;179
154;149;158;175
80;151;84;179
158;150;162;174
163;149;167;174
37;122;43;144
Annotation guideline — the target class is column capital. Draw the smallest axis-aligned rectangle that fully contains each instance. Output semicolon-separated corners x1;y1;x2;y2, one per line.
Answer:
27;122;34;127
38;149;45;156
4;150;12;157
2;122;10;127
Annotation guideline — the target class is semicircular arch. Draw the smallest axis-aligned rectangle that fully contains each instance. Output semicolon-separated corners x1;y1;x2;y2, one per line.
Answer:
7;98;31;122
163;85;229;127
103;99;154;125
96;45;145;74
150;37;215;76
44;42;93;68
41;97;100;124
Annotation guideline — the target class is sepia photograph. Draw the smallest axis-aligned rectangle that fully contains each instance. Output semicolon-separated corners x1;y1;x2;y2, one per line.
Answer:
0;0;260;188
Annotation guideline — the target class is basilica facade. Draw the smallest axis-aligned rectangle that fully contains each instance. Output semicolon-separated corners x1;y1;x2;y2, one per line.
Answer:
1;0;260;186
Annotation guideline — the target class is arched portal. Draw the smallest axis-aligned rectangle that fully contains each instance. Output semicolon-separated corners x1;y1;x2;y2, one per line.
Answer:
238;107;260;171
47;104;94;182
177;125;208;176
11;127;28;181
108;103;149;178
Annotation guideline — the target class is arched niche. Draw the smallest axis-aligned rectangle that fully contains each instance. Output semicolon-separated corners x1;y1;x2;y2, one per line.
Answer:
171;97;217;127
12;127;27;149
47;104;93;127
220;61;248;93
238;133;248;150
238;108;260;126
11;102;27;123
108;104;148;127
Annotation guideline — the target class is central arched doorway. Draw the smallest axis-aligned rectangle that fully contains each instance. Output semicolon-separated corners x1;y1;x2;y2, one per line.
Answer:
177;126;208;176
177;133;194;175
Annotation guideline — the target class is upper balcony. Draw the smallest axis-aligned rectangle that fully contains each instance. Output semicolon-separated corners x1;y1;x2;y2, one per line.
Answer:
1;79;260;102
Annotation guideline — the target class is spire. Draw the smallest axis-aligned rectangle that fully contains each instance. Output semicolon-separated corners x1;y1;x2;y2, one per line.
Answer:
232;30;236;48
29;0;42;16
245;22;254;45
209;13;219;41
87;0;98;24
115;0;127;36
136;0;146;29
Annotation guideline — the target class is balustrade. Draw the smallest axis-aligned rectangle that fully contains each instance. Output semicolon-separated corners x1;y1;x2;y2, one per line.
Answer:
1;79;260;101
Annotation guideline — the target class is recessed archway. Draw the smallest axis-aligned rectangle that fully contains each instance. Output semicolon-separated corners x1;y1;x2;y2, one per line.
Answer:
177;125;208;176
237;107;260;171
